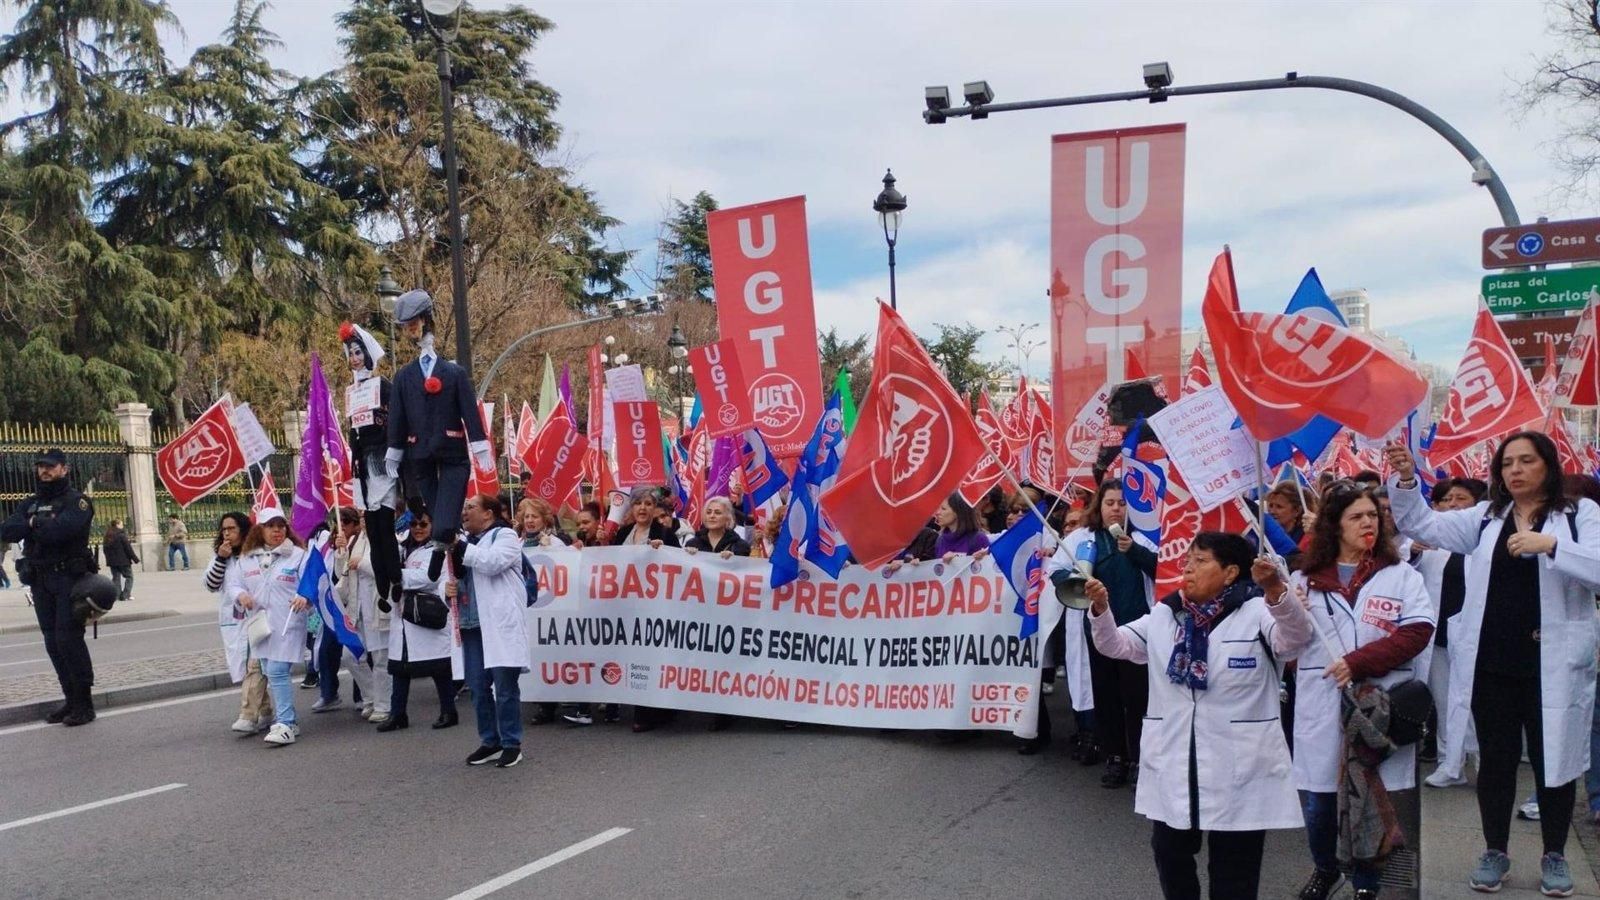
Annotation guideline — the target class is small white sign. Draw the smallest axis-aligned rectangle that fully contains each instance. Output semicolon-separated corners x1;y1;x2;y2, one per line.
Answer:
229;402;276;466
1148;385;1259;512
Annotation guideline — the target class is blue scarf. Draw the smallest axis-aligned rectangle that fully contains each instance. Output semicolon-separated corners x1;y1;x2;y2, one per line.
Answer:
1165;580;1253;691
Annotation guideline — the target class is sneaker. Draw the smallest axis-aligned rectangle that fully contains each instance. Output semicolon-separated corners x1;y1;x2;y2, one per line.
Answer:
298;674;319;690
562;711;594;726
1540;852;1574;897
359;705;374;720
231;717;261;734
466;744;502;766
368;713;391;726
1426;768;1468;788
1297;869;1345;900
495;747;524;768
1041;681;1055;695
263;723;297;746
1519;799;1542;821
1101;757;1129;788
311;697;342;713
1353;890;1378;900
1469;849;1510;892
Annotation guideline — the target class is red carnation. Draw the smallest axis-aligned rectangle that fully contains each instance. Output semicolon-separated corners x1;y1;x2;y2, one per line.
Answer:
424;376;442;395
339;321;356;342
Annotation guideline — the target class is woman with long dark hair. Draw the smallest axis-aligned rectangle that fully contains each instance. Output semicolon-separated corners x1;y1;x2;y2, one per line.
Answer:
1387;431;1600;896
934;493;990;561
1047;478;1158;788
1086;532;1313;899
1289;481;1435;900
205;511;272;734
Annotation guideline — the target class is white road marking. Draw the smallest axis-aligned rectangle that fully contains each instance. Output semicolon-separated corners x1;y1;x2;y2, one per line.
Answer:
443;827;633;899
0;658;47;668
0;620;212;650
0;688;234;738
0;783;186;833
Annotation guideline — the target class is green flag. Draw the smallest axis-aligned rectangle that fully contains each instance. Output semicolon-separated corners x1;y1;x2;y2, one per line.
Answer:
836;368;857;435
537;354;558;425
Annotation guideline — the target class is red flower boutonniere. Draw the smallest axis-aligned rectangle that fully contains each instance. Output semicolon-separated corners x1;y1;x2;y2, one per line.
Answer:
424;376;442;395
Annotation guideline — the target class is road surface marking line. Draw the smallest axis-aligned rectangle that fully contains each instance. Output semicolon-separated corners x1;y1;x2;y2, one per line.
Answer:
0;688;235;738
0;783;186;833
0;658;48;668
0;620;212;649
444;827;632;900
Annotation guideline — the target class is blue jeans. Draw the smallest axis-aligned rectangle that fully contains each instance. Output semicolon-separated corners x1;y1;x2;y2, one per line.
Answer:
460;627;522;749
1300;790;1379;889
167;542;189;569
262;660;297;728
1587;669;1600;815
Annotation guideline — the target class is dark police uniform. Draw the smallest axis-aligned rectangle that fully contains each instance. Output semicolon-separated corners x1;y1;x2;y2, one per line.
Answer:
1;458;96;717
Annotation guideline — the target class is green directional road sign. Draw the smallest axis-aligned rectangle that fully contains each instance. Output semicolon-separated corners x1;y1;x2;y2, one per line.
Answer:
1482;268;1600;315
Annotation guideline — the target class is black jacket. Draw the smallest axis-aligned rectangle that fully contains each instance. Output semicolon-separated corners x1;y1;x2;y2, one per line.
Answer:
1;479;95;571
102;527;139;568
687;529;750;556
388;356;485;461
612;520;681;547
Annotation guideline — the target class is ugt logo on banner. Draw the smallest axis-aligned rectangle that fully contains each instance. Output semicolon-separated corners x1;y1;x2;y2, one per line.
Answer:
708;196;824;459
612;401;667;488
156;398;247;508
689;339;756;438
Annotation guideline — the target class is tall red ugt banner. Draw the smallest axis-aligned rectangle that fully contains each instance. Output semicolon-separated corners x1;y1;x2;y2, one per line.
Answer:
708;196;824;459
1050;124;1185;480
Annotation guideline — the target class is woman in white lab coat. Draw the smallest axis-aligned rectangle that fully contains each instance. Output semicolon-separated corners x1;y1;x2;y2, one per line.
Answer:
223;505;310;747
204;511;273;734
1289;482;1435;900
380;513;460;731
334;508;392;724
450;492;530;768
1086;531;1313;900
1386;431;1600;896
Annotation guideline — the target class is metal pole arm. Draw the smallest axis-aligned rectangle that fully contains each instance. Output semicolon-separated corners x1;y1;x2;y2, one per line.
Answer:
926;72;1520;227
478;314;631;398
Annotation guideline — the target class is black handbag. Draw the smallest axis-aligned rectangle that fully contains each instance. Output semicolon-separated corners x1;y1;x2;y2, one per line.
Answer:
401;590;449;630
1383;678;1433;746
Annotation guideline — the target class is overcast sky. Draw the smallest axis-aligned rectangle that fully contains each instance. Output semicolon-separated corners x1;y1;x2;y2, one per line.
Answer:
1;0;1581;377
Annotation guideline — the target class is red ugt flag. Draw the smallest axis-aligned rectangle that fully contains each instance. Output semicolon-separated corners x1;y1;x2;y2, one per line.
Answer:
1430;303;1546;466
958;391;1013;507
156;398;247;508
1203;247;1428;441
821;302;986;568
522;403;589;507
1554;291;1600;408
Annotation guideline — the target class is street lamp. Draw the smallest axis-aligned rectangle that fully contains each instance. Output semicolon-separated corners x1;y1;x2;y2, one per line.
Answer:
996;322;1045;381
375;265;402;360
872;169;907;310
922;66;1522;226
666;323;690;424
421;0;475;377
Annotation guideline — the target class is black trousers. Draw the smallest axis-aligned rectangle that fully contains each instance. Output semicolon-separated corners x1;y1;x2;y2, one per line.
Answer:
33;572;93;701
1472;670;1576;855
1089;639;1149;761
1150;822;1265;900
391;669;456;719
406;458;470;538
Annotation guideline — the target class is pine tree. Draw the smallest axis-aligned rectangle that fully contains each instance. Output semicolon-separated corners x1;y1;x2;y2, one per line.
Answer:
657;190;717;303
0;0;180;423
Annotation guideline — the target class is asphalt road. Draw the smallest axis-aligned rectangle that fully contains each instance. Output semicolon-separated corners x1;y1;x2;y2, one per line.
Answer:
0;688;1312;899
0;612;220;680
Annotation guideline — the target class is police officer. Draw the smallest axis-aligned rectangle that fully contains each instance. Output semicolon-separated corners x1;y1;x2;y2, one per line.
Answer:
1;448;97;725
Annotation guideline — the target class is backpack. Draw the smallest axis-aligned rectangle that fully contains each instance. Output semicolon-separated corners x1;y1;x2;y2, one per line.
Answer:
495;527;539;608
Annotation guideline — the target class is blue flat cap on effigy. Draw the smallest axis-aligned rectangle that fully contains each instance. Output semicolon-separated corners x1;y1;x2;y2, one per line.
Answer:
393;289;434;323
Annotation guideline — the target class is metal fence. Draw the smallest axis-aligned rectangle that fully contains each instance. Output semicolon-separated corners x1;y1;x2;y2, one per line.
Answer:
0;421;130;542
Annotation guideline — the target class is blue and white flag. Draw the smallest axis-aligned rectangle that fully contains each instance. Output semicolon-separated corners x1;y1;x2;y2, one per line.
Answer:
740;427;789;512
770;391;851;587
1265;269;1346;467
1119;417;1165;547
990;514;1046;638
297;536;364;657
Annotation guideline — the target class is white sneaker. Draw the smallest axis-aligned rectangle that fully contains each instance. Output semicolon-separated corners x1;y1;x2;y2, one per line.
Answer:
310;697;342;713
1425;769;1467;788
368;713;391;726
231;717;260;734
1519;798;1542;821
263;723;297;746
1042;682;1056;695
359;705;374;720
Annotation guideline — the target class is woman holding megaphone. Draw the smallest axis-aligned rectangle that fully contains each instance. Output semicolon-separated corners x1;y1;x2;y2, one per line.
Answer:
1046;479;1158;788
1086;532;1313;900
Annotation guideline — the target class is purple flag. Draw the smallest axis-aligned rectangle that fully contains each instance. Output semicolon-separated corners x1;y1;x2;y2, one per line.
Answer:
707;435;740;500
291;354;348;539
558;364;576;422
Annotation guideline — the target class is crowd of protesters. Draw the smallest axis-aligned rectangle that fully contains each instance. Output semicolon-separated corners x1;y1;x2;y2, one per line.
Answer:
191;427;1600;900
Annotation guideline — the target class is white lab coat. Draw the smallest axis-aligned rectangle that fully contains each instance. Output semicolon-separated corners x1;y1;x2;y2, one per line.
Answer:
1090;591;1312;831
1291;562;1435;792
335;531;389;651
1389;479;1600;787
1045;527;1157;712
212;555;249;683
224;541;309;666
456;525;530;673
389;543;460;667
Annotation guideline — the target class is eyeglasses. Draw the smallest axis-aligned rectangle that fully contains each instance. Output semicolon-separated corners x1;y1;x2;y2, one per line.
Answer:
1322;479;1375;499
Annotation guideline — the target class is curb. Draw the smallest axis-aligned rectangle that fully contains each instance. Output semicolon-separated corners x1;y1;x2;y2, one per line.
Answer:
0;670;230;727
0;608;179;636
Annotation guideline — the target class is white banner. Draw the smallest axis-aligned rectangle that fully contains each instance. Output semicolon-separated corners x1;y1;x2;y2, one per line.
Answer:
229;402;276;466
519;546;1046;733
1148;384;1259;511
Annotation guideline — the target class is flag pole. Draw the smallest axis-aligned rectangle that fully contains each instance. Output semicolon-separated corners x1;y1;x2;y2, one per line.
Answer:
990;449;1063;542
1249;436;1270;552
